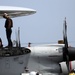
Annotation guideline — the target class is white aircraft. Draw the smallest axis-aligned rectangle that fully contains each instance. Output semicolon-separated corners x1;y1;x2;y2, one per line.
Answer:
0;6;75;75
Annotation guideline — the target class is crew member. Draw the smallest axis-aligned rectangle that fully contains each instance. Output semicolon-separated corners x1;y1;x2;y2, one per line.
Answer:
3;13;13;47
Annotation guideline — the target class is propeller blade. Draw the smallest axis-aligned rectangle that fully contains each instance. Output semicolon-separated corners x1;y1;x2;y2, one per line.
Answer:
69;61;72;72
63;18;70;73
63;17;68;48
66;55;70;73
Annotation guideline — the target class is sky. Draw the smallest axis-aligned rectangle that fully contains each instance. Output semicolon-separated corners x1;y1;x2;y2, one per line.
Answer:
0;0;75;47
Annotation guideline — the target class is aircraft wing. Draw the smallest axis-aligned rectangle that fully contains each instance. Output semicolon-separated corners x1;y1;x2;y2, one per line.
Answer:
0;6;36;18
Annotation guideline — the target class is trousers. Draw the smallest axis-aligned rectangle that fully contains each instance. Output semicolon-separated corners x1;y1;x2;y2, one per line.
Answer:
6;29;12;47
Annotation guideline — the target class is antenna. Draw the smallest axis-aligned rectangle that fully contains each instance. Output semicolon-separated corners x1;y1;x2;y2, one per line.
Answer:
18;27;21;47
15;30;18;47
15;27;21;47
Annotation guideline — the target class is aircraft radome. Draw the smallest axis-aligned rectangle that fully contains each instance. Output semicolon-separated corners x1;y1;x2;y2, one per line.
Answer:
0;6;36;18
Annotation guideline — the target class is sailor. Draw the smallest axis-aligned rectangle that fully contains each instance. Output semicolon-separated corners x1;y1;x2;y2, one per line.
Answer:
3;13;13;47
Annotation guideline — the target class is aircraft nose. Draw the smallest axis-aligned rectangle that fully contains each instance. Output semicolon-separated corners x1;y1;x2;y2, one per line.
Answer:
68;47;75;61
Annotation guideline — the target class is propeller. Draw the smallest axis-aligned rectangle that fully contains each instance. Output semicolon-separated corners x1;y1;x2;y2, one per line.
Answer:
63;17;70;73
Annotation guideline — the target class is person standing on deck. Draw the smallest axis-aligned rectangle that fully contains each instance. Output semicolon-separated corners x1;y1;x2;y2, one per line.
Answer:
3;13;13;47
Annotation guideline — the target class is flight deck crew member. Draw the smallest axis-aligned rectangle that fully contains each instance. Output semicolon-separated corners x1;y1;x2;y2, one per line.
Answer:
3;13;13;47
